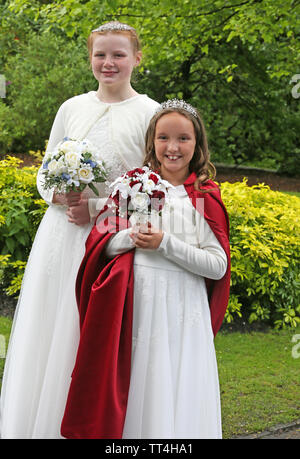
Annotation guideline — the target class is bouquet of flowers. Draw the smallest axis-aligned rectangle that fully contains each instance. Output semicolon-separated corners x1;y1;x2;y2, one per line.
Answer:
42;137;107;196
109;166;174;225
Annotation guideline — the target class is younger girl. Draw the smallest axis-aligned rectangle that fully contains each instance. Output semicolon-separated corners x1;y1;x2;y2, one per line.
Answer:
61;99;230;439
0;22;158;439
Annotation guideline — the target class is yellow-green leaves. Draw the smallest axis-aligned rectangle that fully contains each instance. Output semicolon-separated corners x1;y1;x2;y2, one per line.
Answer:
0;156;47;296
221;180;300;329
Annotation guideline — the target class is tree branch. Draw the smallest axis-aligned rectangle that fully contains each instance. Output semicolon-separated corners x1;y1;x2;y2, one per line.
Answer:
104;0;255;20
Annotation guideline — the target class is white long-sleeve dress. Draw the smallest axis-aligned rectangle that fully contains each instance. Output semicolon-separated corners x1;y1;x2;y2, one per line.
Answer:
0;92;159;439
106;185;227;439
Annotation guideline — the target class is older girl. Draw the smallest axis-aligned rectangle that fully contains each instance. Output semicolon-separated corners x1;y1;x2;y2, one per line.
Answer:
0;22;158;439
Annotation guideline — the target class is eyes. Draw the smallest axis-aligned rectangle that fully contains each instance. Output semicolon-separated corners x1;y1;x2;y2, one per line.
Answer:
94;52;126;59
156;135;191;141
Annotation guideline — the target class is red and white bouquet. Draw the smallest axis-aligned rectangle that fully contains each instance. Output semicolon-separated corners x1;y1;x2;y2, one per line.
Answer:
109;166;173;225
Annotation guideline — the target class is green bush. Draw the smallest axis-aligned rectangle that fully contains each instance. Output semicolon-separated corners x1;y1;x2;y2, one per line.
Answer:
0;31;96;155
0;158;299;329
221;180;300;329
0;156;46;293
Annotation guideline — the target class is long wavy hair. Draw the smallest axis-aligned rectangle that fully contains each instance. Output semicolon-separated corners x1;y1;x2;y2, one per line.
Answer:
143;107;216;190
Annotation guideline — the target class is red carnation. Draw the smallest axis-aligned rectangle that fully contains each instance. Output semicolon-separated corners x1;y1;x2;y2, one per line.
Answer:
127;168;144;177
129;180;141;189
149;173;159;184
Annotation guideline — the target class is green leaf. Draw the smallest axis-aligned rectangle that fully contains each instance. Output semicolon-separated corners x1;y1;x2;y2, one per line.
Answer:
88;182;99;196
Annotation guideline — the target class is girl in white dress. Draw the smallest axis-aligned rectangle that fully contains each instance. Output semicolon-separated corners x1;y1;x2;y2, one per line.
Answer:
108;101;230;439
64;100;230;439
0;21;159;439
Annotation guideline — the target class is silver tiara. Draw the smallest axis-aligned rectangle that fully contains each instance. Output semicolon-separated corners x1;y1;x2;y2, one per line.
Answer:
155;99;198;118
92;21;135;33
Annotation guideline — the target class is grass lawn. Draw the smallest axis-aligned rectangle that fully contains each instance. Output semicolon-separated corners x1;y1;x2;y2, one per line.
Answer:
283;191;300;198
215;326;300;438
0;316;13;391
0;315;299;438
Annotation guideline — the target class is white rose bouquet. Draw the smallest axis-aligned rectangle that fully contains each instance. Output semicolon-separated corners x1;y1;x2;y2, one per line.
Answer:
42;137;107;196
108;166;174;225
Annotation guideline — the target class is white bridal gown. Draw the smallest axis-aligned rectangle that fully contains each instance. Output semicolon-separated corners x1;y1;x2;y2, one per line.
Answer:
0;94;158;439
106;185;228;439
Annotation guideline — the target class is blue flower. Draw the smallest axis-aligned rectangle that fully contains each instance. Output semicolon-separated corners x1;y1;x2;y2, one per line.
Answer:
84;159;97;168
43;162;49;169
62;173;71;181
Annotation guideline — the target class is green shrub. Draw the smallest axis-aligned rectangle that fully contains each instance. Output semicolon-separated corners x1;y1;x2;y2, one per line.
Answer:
0;156;46;293
221;180;300;329
1;31;96;155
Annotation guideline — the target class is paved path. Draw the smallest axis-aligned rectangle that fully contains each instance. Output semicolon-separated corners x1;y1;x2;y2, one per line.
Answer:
233;420;300;439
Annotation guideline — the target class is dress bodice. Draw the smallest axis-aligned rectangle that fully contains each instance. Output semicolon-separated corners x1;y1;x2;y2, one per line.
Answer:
160;185;201;246
36;92;159;207
141;185;201;247
81;111;130;200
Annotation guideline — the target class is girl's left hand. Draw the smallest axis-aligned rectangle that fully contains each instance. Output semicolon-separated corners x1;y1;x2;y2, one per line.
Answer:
130;224;163;250
66;198;90;226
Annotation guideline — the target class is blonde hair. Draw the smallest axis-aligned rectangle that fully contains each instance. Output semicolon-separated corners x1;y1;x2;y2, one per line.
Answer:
87;21;141;60
143;107;216;190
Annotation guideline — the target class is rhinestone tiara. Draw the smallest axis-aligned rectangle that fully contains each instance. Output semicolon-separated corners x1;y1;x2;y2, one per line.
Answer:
155;99;198;118
92;21;135;33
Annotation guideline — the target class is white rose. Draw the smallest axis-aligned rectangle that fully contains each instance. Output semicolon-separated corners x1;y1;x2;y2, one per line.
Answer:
56;157;68;174
78;166;94;184
59;140;77;154
47;159;59;175
64;151;81;170
142;179;156;193
130;192;150;212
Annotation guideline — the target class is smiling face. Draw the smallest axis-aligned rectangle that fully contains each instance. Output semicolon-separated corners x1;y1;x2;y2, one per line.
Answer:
91;32;141;89
154;112;196;185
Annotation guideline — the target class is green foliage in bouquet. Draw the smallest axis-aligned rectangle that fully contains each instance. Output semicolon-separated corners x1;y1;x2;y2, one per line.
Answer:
0;156;47;294
221;180;300;329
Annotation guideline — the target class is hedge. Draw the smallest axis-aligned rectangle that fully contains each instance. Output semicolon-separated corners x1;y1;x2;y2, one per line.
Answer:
0;156;299;329
221;180;300;329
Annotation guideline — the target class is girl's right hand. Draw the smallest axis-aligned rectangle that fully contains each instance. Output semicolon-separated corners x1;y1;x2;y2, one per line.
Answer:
130;224;163;250
64;190;82;207
52;190;82;207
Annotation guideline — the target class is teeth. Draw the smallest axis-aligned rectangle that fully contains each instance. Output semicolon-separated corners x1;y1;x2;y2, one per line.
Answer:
167;155;181;160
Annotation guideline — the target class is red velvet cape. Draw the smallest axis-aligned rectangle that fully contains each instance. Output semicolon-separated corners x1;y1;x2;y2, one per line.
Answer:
61;172;230;439
184;173;231;336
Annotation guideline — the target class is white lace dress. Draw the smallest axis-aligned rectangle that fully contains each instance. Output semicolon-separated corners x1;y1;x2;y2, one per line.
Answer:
0;97;158;439
106;185;227;439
